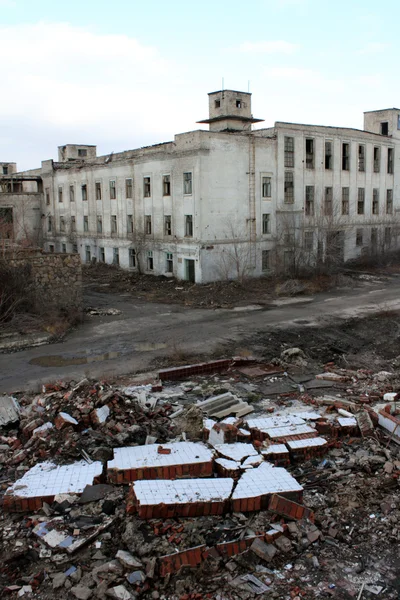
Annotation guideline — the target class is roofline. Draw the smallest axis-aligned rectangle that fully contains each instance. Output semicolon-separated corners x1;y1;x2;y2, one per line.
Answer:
363;108;400;114
274;121;393;139
208;89;252;96
58;144;97;148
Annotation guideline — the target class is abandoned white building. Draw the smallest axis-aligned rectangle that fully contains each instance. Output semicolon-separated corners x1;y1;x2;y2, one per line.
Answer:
1;90;400;282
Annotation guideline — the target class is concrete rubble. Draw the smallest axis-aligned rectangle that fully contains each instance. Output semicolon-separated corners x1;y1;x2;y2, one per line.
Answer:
0;359;400;599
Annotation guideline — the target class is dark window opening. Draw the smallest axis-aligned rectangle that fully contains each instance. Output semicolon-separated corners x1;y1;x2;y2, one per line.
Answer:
358;145;365;172
236;99;242;108
373;147;380;172
380;122;389;136
78;149;88;157
325;141;333;169
305;186;314;216
388;148;394;174
144;177;151;197
342;187;349;215
305;138;314;169
284;171;294;203
215;100;221;108
342;143;350;170
163;175;171;196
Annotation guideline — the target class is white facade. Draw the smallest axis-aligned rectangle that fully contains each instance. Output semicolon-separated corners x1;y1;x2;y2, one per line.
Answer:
3;92;400;282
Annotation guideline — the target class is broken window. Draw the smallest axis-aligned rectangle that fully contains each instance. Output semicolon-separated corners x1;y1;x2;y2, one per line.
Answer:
183;172;193;195
145;215;152;235
62;243;66;253
97;215;103;233
215;99;221;108
84;216;89;232
78;148;87;157
85;245;91;263
386;189;393;214
357;188;365;215
262;213;270;234
342;187;349;215
236;99;242;108
58;186;63;203
381;122;389;136
356;229;363;246
95;182;102;200
358;145;365;172
99;247;105;262
304;231;314;251
324;187;333;216
47;216;52;232
372;189;379;215
111;215;117;234
59;216;65;232
284;136;294;168
325;141;333;169
164;215;172;236
2;165;8;175
127;214;133;233
113;247;119;266
73;243;78;254
185;215;193;237
262;176;271;198
110;180;116;200
71;216;76;232
388;148;394;174
284;171;294;203
81;184;87;201
305;138;314;169
147;250;154;271
129;248;136;268
166;252;173;273
46;188;50;205
144;177;151;197
163;175;171;196
49;244;54;253
385;227;392;247
126;178;133;199
69;185;75;202
371;228;378;250
342;143;350;170
305;185;314;216
262;250;270;271
373;147;380;172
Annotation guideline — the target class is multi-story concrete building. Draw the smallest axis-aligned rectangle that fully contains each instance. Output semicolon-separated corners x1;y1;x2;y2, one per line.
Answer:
1;90;399;281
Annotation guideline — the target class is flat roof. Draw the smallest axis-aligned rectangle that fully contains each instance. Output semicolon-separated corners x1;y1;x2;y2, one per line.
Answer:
363;108;400;113
208;89;251;96
274;121;393;139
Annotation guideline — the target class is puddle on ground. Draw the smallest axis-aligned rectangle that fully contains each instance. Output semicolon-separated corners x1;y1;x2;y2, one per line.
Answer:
29;343;167;368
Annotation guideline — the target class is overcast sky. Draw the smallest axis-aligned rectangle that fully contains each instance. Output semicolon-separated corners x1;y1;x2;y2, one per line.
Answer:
0;0;398;170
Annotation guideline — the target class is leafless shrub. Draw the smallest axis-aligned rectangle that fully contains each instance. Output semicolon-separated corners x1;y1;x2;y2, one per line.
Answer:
0;259;35;325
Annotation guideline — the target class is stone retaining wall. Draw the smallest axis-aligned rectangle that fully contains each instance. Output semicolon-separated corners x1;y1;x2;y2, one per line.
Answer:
5;248;82;311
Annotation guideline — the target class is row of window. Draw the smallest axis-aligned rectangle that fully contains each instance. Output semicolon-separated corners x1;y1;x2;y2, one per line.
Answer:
48;172;194;206
285;180;394;216
47;214;194;237
284;136;394;174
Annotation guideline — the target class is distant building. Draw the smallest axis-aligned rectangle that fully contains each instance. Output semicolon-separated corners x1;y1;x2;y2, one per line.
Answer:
1;91;399;281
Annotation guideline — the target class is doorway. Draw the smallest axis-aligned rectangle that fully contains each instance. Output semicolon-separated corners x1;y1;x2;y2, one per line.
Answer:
185;259;195;282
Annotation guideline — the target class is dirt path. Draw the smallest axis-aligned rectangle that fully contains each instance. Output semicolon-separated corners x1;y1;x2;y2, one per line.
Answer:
1;276;400;393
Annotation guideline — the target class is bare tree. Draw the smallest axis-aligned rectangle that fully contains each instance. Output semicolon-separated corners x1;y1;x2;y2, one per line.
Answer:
216;217;252;282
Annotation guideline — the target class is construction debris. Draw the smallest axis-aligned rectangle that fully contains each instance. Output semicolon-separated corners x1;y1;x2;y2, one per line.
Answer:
1;355;400;599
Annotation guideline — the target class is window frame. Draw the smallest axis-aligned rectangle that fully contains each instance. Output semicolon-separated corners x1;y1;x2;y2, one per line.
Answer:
284;171;294;203
163;174;171;196
145;215;152;235
81;183;87;201
262;213;270;235
111;214;117;234
342;142;350;171
357;188;365;215
262;176;272;198
144;176;151;198
164;215;172;236
127;214;133;234
166;252;173;273
386;189;393;214
109;179;116;200
125;178;133;199
185;214;193;237
341;187;349;216
83;215;89;232
305;185;314;216
183;172;193;195
69;185;75;202
284;136;294;168
97;215;103;234
95;181;102;201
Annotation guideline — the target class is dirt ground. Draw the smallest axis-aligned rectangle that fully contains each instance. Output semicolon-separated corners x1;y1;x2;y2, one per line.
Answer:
83;263;357;309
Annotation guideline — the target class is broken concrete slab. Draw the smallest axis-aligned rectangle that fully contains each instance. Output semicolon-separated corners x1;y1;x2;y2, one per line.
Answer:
250;538;277;562
196;392;254;419
287;437;328;461
107;441;214;483
78;484;115;504
4;460;103;512
0;395;20;426
128;477;234;519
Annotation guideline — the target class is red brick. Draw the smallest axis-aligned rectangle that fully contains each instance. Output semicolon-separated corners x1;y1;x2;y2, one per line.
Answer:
268;494;314;523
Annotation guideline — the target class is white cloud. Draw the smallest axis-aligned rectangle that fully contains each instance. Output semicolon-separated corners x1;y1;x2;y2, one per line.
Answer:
358;42;390;55
238;40;299;54
0;22;195;167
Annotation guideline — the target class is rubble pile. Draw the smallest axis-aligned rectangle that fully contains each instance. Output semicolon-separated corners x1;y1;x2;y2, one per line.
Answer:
0;360;400;599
